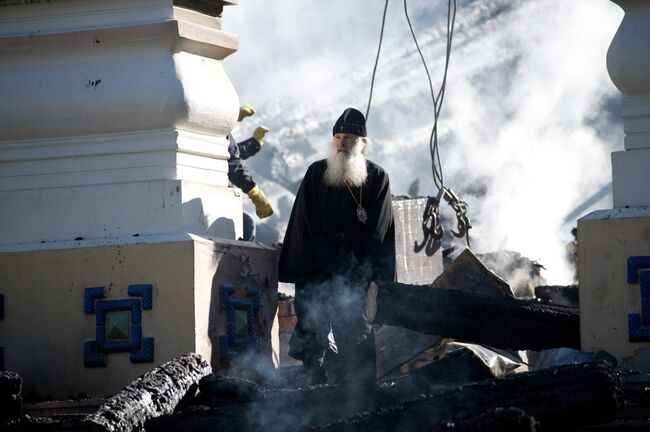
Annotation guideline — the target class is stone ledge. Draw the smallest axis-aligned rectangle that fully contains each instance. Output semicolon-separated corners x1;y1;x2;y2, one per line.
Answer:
0;19;238;57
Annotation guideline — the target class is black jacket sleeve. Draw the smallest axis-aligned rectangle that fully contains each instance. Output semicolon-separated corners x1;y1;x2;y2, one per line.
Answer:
227;134;256;193
237;137;262;160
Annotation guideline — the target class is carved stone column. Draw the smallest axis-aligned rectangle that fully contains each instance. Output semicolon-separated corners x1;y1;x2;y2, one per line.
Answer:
578;0;650;370
0;0;242;242
0;0;279;399
607;0;650;207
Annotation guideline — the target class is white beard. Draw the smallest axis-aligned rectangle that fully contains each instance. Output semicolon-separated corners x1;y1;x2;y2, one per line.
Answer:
324;146;368;188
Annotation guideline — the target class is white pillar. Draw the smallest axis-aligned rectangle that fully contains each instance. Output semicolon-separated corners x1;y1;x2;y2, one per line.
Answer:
608;0;650;207
0;0;243;242
0;0;279;399
578;0;650;371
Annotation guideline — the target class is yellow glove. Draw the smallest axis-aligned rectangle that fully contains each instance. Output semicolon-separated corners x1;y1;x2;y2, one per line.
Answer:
247;185;274;218
253;125;269;145
238;105;256;122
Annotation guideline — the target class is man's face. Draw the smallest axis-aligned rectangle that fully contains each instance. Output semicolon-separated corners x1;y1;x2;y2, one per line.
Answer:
332;133;362;156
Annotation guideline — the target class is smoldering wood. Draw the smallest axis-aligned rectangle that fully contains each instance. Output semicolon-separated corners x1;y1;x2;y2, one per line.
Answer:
0;371;22;396
83;353;211;432
0;371;22;422
195;375;264;406
432;248;513;297
374;325;442;379
0;394;22;423
2;414;87;431
440;407;540;432
147;381;382;432
534;284;579;307
407;348;494;385
148;362;619;432
367;280;580;350
315;362;622;432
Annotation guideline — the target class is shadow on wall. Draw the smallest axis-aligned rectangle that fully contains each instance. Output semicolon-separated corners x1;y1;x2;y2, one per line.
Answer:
182;197;236;239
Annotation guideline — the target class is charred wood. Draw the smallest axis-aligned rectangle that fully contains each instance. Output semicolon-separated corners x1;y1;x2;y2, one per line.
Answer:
149;363;619;432
0;371;21;396
315;362;622;432
440;407;540;432
0;371;22;422
408;348;494;386
534;284;579;307
2;414;86;431
195;375;264;406
147;381;380;432
83;353;211;432
368;280;580;350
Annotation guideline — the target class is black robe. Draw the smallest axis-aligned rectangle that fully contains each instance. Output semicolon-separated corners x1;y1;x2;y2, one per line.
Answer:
278;159;395;285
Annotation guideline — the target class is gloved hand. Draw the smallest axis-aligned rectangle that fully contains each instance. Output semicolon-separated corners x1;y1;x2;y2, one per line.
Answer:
238;105;256;122
247;185;274;218
253;125;269;145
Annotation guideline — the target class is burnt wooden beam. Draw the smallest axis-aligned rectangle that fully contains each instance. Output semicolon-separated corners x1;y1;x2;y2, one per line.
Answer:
440;407;540;432
367;280;580;350
147;380;380;432
316;362;622;432
148;363;620;432
0;371;22;422
83;353;211;432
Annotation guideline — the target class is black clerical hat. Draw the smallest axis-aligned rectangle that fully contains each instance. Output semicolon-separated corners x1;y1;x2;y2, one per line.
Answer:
332;108;367;137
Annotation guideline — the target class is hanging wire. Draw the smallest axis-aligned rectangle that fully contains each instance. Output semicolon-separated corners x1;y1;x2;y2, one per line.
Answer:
404;0;470;247
365;0;469;247
366;0;390;121
403;0;456;192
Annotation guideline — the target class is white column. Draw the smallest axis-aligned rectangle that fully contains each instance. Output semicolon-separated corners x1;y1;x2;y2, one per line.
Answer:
0;0;243;242
607;0;650;207
578;0;650;371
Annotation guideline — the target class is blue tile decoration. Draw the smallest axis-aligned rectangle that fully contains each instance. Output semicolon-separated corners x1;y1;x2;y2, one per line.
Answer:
628;256;650;284
84;284;155;367
84;341;106;367
128;284;153;310
219;284;262;359
130;337;155;363
84;287;105;313
627;257;650;342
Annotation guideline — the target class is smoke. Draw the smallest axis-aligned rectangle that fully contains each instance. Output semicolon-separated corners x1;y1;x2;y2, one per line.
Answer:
224;0;624;284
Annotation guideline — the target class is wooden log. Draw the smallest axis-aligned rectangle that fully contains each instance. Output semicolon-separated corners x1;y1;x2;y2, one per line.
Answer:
316;362;622;432
440;407;540;432
367;280;580;350
147;381;380;432
148;362;620;432
0;371;22;422
534;284;579;307
83;353;211;432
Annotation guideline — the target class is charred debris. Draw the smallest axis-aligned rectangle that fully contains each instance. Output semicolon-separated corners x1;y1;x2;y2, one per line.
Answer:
3;249;649;431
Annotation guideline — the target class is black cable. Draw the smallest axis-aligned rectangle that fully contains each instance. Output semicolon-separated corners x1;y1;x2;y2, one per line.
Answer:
366;0;390;121
405;0;469;247
403;0;456;191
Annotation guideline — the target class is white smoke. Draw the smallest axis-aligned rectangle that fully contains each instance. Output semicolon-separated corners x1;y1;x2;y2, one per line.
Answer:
223;0;624;284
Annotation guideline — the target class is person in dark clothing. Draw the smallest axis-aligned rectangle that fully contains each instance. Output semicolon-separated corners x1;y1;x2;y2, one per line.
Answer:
227;105;273;240
278;108;395;385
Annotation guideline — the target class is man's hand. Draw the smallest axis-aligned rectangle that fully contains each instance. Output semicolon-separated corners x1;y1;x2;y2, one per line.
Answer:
247;185;274;218
253;125;269;145
238;105;256;122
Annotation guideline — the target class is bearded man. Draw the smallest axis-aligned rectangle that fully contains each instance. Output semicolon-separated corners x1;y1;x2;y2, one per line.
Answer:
279;107;395;385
